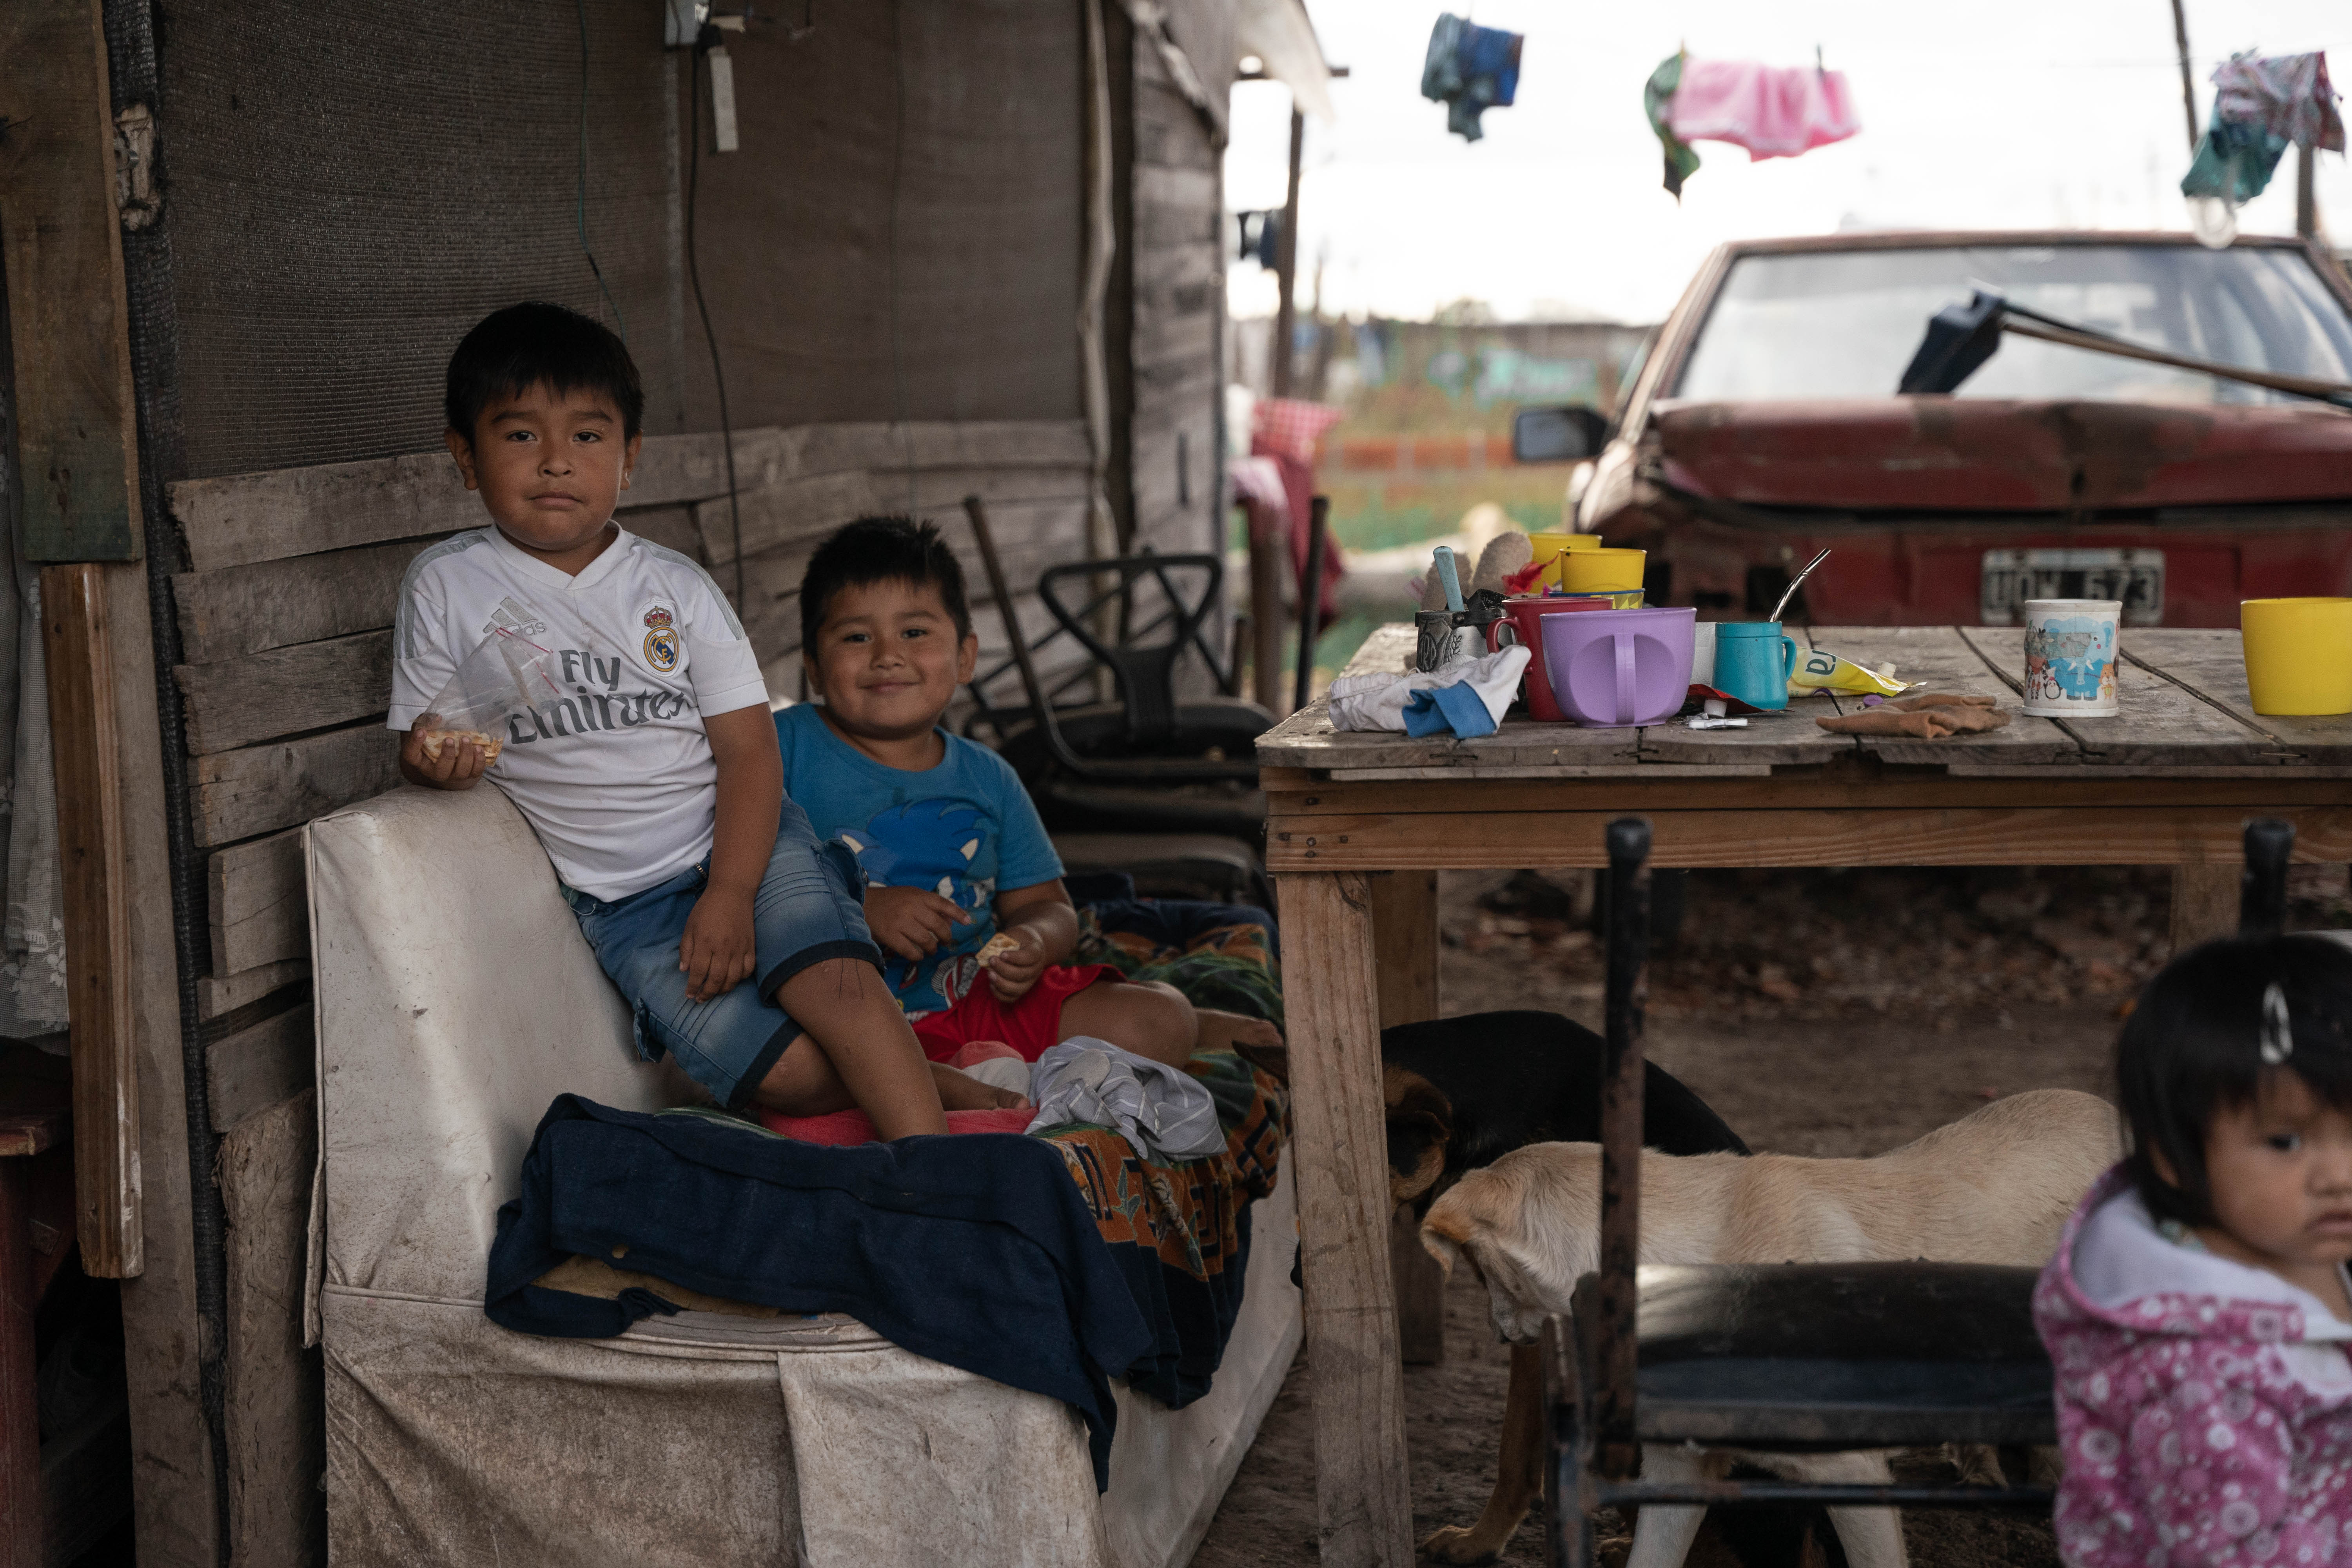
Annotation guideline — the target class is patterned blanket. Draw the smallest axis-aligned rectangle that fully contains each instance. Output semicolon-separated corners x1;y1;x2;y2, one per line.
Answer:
535;897;1288;1410
1036;1047;1285;1406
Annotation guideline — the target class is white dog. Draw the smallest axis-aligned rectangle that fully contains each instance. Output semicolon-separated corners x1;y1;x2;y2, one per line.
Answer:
1417;1088;2120;1568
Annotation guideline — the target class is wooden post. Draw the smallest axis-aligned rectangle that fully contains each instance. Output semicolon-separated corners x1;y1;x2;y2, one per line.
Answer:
2169;0;2199;154
0;0;145;562
2297;142;2319;239
42;564;140;1277
1249;508;1285;715
0;1160;33;1568
1276;869;1412;1567
1372;869;1444;1366
1271;106;1303;399
2171;862;2238;954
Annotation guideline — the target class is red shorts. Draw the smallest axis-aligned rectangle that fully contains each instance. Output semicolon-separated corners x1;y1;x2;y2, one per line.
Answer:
909;963;1117;1063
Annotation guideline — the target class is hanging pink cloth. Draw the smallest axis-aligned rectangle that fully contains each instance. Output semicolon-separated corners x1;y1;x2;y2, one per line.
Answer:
1666;58;1861;161
1247;399;1347;621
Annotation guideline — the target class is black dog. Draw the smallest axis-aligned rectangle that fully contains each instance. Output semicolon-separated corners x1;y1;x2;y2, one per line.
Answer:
1380;1009;1748;1209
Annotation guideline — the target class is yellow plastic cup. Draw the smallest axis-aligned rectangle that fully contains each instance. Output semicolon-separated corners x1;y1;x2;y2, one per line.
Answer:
1555;547;1648;595
2241;597;2352;715
1526;531;1604;588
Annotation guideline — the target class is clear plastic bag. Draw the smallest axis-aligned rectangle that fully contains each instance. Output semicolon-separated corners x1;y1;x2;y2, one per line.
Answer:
415;624;564;766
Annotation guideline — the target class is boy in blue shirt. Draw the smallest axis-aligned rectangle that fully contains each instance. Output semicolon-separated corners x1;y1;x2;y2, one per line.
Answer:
780;517;1275;1067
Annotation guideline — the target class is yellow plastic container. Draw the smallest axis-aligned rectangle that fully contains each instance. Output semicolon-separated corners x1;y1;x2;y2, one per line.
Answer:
1526;531;1603;589
1555;547;1648;595
2241;597;2352;715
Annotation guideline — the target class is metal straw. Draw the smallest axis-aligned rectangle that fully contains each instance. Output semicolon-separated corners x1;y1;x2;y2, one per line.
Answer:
1768;548;1832;624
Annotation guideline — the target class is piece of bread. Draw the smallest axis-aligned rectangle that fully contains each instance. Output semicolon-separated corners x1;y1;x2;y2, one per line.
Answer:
417;728;505;766
1470;531;1533;596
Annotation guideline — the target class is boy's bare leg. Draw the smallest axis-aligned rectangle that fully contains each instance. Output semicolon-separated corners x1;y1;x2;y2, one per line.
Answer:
756;1044;1025;1118
768;958;946;1138
1195;1008;1283;1055
1058;978;1197;1067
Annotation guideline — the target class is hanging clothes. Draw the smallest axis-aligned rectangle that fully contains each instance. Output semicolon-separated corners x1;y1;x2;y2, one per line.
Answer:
1666;58;1862;161
1248;398;1346;622
1645;54;1702;197
2183;52;2342;206
1420;13;1523;143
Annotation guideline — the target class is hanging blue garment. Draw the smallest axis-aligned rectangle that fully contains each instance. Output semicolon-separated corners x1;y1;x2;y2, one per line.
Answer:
1420;13;1524;142
2181;116;2290;202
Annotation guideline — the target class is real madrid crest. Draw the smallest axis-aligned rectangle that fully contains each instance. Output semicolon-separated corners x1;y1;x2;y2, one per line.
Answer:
642;605;680;672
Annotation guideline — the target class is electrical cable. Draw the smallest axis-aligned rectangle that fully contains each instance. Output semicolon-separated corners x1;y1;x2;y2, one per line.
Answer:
575;0;626;339
686;26;746;609
888;0;915;510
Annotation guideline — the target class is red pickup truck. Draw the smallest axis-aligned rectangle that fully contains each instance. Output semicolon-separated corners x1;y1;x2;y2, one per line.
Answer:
1532;232;2352;626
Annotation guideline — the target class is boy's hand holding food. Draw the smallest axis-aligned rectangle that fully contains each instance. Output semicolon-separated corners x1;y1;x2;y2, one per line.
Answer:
982;926;1048;1002
866;884;972;962
679;886;757;1002
401;713;493;790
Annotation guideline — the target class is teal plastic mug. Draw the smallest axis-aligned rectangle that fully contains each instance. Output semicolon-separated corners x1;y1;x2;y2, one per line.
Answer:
1713;621;1798;711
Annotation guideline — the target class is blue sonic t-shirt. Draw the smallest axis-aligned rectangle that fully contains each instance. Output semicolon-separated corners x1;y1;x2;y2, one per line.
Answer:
775;702;1063;1015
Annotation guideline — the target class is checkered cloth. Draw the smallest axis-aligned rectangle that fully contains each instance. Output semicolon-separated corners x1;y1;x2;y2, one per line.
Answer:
1250;398;1345;466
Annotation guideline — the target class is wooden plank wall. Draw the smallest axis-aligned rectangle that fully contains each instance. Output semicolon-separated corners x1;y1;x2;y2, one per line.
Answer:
1120;1;1233;691
163;419;1093;1036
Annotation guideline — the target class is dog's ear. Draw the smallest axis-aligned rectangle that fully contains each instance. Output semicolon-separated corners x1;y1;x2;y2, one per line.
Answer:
1234;1040;1289;1084
1383;1065;1453;1205
1419;1188;1485;1280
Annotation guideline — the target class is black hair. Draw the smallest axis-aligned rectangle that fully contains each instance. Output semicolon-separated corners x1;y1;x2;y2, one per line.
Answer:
798;516;975;657
2117;933;2352;1227
444;301;644;443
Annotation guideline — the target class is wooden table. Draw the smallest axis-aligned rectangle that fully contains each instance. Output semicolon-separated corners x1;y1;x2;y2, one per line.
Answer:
1256;624;2352;1567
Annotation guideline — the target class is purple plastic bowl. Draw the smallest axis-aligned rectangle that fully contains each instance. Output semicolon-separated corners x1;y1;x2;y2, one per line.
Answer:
1539;606;1698;728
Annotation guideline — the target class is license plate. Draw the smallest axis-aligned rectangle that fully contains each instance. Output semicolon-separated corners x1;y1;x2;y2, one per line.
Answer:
1980;548;2165;625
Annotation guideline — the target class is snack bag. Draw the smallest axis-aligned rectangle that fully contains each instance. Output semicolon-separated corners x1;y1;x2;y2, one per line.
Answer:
416;624;564;766
1787;647;1918;699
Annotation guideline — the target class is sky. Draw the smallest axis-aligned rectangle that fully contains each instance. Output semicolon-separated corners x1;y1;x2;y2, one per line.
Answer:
1223;0;2352;325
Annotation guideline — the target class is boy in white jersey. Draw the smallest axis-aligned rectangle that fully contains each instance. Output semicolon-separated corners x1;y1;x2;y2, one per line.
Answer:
392;302;1010;1136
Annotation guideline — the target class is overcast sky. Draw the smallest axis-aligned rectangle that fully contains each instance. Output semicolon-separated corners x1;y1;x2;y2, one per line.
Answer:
1223;0;2352;325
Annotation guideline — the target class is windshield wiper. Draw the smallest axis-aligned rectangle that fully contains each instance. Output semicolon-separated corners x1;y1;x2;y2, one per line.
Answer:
1898;289;2352;410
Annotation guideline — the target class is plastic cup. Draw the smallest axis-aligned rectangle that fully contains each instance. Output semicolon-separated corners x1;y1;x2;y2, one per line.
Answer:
1555;548;1646;595
2241;597;2352;716
1526;531;1603;590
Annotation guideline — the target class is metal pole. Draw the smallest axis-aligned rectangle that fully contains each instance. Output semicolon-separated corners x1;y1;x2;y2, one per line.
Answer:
2170;0;2199;153
1594;818;1651;1478
2241;818;2295;938
1292;495;1328;712
1272;105;1304;398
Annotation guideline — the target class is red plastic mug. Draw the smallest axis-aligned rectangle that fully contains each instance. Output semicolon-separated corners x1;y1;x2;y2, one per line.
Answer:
1486;596;1614;722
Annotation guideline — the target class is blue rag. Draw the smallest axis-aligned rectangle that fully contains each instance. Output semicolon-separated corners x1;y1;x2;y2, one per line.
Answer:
1403;680;1501;739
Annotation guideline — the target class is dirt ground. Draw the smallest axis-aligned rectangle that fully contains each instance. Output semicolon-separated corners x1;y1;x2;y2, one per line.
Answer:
1192;862;2352;1568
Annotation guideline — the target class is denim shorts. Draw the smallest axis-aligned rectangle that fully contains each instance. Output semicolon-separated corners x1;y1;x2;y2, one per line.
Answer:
561;801;882;1110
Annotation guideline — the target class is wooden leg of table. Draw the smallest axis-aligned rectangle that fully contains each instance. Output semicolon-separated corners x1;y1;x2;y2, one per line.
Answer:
1390;1201;1446;1365
1372;870;1439;1030
1278;870;1414;1568
1371;870;1445;1365
0;1161;37;1568
2171;862;2239;952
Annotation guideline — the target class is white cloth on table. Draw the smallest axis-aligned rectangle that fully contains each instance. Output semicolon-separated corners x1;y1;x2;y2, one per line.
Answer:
1024;1038;1226;1161
1326;643;1529;737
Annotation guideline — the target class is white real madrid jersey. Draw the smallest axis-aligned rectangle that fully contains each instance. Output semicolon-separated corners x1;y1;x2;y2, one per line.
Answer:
388;524;770;900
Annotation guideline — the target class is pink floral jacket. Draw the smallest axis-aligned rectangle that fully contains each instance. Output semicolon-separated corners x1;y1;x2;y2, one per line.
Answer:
2035;1169;2352;1566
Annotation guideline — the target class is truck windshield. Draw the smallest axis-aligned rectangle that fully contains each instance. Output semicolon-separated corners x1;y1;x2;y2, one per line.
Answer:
1673;245;2352;405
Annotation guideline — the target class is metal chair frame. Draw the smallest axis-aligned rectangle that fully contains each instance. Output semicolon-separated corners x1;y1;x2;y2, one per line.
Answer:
1545;816;2302;1564
961;498;1265;785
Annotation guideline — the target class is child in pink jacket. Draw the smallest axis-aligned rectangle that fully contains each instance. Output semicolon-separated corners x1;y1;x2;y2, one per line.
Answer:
2035;933;2352;1566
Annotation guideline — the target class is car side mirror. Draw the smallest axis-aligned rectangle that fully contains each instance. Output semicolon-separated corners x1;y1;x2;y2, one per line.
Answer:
1511;405;1610;464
